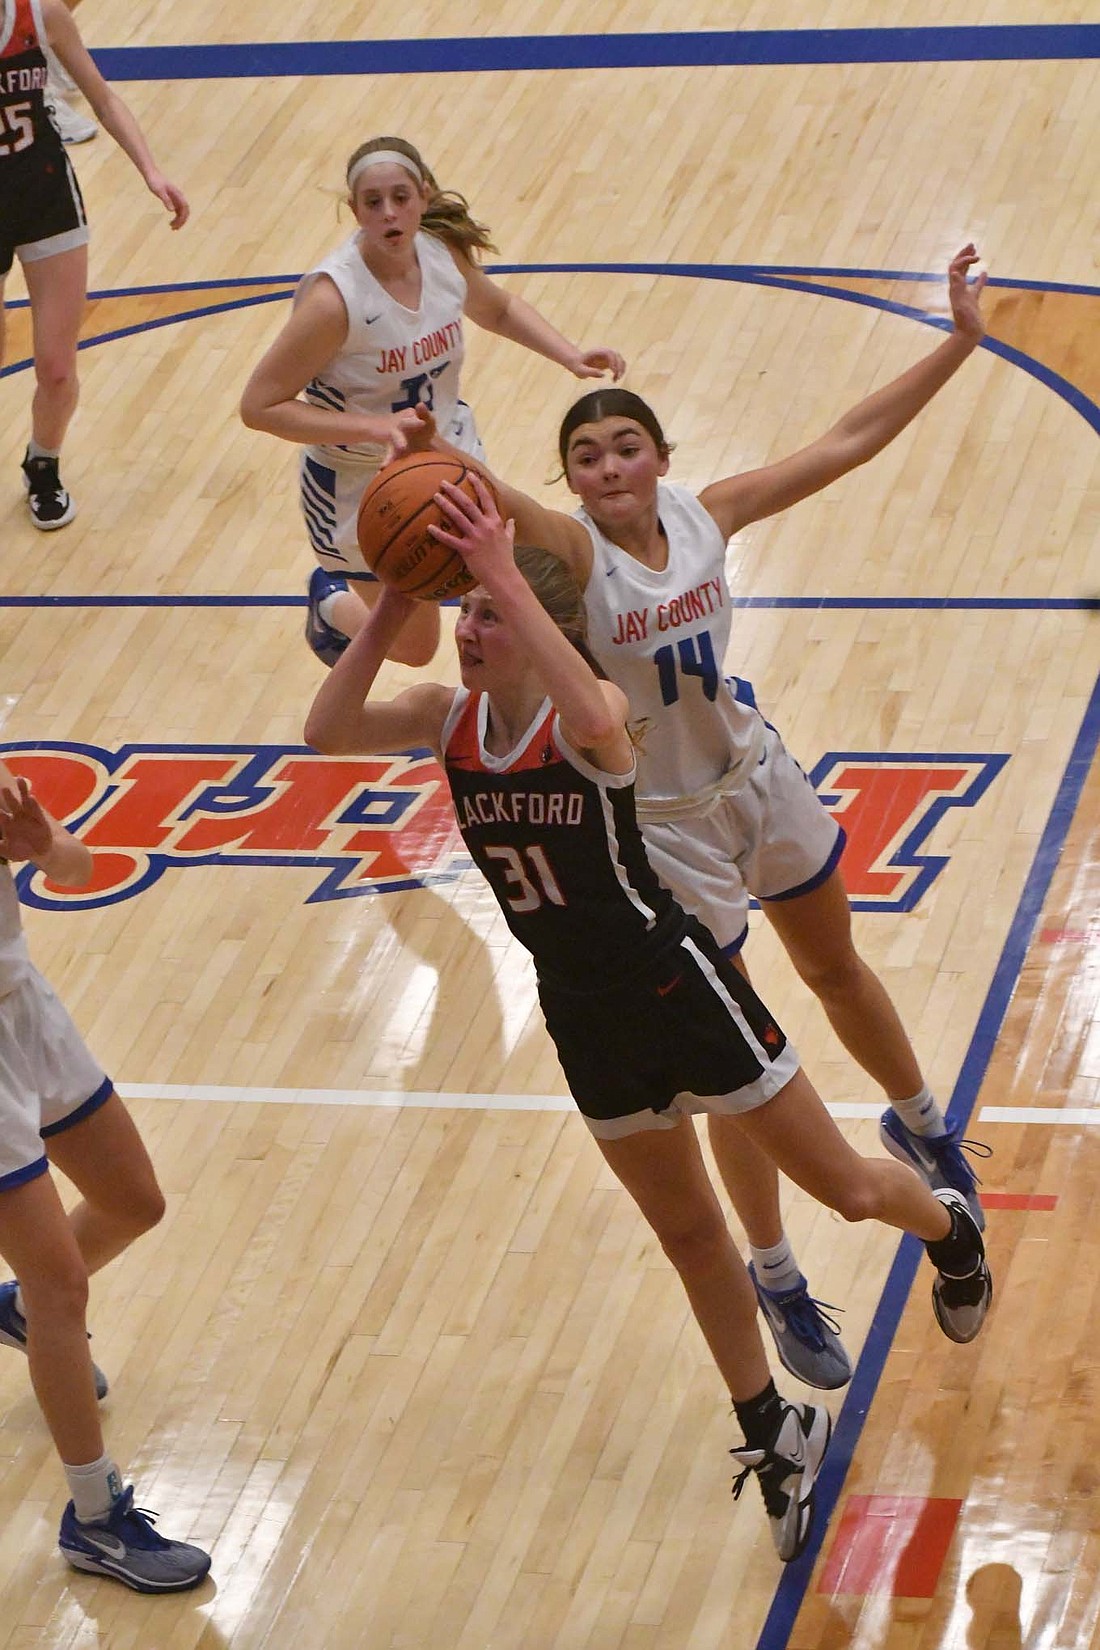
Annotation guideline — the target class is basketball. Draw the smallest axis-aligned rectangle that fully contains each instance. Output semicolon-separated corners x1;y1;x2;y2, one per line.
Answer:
356;453;493;603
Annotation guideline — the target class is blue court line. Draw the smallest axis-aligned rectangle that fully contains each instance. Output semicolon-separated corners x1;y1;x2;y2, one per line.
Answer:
0;290;292;381
0;596;1095;613
2;269;1095;306
89;26;1100;81
757;667;1100;1648
6;262;1096;439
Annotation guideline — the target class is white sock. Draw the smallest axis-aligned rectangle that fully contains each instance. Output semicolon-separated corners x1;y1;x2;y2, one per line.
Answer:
749;1236;802;1295
317;591;348;628
64;1455;124;1524
890;1084;946;1138
26;439;61;462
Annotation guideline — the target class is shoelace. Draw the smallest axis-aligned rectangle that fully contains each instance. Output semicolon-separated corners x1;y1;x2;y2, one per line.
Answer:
730;1449;792;1519
24;459;65;504
107;1488;170;1549
923;1128;996;1194
778;1292;844;1352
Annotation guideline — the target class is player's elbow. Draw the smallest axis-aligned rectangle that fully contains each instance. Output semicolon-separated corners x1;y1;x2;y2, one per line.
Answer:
303;712;341;753
238;390;266;431
574;706;623;749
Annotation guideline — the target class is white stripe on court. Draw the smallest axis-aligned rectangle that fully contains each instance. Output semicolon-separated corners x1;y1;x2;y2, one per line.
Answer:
114;1086;1098;1125
976;1106;1098;1126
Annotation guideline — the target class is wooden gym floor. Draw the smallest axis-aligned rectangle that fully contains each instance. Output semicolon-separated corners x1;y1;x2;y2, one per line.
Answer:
0;5;1097;1647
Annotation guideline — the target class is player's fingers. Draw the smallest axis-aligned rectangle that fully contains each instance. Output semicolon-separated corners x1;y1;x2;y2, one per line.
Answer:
435;481;478;521
469;474;498;515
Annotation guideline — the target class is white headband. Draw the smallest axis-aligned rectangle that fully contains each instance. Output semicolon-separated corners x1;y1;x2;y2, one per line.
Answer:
347;150;423;192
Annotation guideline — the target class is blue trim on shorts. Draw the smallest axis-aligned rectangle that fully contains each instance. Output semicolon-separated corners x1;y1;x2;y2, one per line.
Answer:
718;923;750;958
0;1155;50;1192
758;825;847;904
39;1075;114;1139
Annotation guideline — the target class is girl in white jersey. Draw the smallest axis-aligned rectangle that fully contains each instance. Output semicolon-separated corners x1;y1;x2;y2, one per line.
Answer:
306;479;991;1562
240;134;625;669
418;246;991;1393
0;763;210;1591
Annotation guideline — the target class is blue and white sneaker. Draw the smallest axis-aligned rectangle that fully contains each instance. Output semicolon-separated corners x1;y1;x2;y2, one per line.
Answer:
305;566;351;668
59;1485;211;1593
879;1109;989;1231
731;1400;832;1562
0;1281;108;1401
748;1264;852;1390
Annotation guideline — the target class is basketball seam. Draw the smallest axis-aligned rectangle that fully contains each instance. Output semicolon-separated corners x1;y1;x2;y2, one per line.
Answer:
360;460;474;594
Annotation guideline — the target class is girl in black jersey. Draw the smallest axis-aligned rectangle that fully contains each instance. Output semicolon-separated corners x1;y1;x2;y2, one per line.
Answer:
304;477;992;1565
0;0;187;528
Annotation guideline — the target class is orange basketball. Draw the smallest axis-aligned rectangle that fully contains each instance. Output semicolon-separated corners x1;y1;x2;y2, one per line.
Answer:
356;452;492;603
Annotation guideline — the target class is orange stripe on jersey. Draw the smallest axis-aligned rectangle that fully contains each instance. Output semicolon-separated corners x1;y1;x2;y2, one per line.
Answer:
1;0;40;61
445;692;562;775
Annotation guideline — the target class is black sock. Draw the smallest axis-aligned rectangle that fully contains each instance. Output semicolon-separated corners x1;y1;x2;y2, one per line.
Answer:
734;1379;784;1451
925;1202;981;1277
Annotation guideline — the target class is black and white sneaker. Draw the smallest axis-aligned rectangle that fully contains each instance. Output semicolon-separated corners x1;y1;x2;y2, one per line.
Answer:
927;1188;993;1343
22;449;77;530
59;1486;211;1593
730;1401;832;1562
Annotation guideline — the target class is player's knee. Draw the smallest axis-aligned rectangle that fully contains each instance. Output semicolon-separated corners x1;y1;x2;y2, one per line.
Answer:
795;946;863;1003
33;353;78;400
23;1259;90;1327
827;1173;881;1225
656;1210;730;1276
117;1174;167;1236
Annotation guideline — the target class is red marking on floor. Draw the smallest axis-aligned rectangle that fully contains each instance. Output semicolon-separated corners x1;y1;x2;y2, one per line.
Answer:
1038;927;1090;944
982;1192;1057;1210
818;1494;962;1598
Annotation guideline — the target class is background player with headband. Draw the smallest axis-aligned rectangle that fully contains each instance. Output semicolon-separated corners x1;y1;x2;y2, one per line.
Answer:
239;134;625;669
0;0;188;529
411;246;992;1392
0;765;210;1591
303;476;992;1565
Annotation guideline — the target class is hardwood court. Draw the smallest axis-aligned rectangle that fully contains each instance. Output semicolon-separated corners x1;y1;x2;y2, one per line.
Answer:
0;4;1097;1647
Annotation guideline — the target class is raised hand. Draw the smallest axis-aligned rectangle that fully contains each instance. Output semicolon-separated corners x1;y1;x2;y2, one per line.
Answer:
947;244;987;342
429;476;515;584
570;347;627;382
0;777;54;865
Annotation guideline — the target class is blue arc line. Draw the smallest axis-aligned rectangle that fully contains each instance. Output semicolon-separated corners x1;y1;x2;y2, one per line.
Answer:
2;268;1095;306
0;290;293;380
87;26;1100;82
756;667;1100;1649
4;262;1094;437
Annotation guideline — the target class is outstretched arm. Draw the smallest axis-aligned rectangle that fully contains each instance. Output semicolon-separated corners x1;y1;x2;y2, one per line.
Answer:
431;479;633;772
459;256;625;382
699;245;988;539
304;588;453;755
43;0;188;228
0;766;93;888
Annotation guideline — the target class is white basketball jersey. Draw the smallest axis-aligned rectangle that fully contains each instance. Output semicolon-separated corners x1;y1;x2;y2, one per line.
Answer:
301;230;467;471
579;483;766;815
0;863;31;998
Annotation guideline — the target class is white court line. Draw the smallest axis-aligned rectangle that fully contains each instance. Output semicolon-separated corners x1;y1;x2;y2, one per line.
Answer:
115;1086;1093;1125
977;1106;1098;1126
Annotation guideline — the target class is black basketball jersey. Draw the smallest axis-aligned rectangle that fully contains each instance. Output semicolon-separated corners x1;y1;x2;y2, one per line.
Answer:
441;688;687;990
0;0;63;171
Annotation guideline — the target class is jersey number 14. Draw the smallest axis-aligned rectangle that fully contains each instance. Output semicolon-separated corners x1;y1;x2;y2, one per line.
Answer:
654;633;719;705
